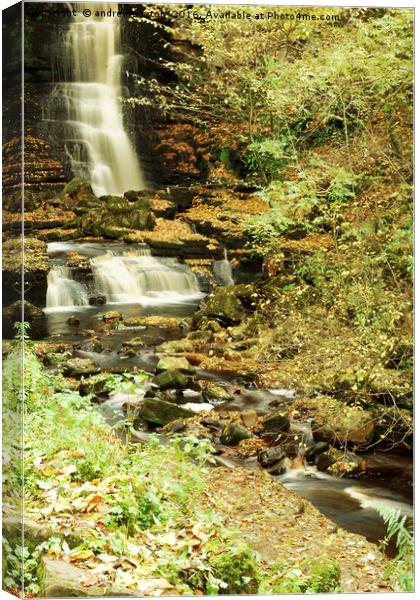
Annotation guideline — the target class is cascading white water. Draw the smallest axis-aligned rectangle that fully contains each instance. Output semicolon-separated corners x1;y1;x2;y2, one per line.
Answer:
53;2;145;196
91;250;202;304
46;266;89;309
45;244;203;311
213;248;234;285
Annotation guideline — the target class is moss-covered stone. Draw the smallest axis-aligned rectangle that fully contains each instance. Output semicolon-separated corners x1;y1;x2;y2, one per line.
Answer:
63;358;100;377
153;369;191;390
220;423;252;445
156;356;195;374
207;541;260;594
140;398;195;425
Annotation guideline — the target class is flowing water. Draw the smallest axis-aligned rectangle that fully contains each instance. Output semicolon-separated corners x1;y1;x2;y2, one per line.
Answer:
49;2;144;195
277;466;413;553
213;248;234;285
44;242;204;334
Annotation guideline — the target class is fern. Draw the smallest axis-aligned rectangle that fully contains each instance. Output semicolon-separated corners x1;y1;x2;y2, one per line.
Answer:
375;504;413;560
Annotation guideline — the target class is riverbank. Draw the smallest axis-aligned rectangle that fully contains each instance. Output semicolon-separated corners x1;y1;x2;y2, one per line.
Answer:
3;341;409;597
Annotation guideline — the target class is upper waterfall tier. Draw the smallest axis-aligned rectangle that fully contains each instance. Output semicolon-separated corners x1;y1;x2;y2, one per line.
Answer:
50;2;145;196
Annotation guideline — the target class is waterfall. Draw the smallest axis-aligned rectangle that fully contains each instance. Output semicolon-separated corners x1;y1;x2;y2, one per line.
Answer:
51;2;145;196
213;248;234;285
91;251;202;304
46;266;89;309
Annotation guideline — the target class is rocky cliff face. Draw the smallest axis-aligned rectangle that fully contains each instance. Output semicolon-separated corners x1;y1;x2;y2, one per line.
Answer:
2;3;208;201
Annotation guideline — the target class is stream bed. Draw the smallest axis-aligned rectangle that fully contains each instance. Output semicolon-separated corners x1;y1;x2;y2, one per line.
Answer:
41;240;413;553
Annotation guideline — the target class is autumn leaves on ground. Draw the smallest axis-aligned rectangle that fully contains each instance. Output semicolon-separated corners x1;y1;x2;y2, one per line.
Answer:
2;5;413;597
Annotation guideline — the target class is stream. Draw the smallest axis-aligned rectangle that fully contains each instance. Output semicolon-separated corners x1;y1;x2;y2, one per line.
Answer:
42;240;413;554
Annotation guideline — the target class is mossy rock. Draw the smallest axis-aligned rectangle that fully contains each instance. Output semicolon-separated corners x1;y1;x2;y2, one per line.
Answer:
63;358;100;377
194;286;245;327
62;178;94;198
79;373;122;397
201;382;232;403
156;356;195;374
291;396;374;447
140;398;195;425
306;557;341;592
207;541;259;594
316;447;363;475
220;423;252;445
262;410;290;434
153;369;191;390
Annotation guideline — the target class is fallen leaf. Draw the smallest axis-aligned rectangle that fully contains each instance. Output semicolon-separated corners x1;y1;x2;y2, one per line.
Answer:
69;549;95;561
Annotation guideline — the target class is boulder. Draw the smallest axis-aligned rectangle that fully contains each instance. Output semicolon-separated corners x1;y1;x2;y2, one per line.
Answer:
63;358;100;377
75;192;155;238
220;423;252;446
305;441;330;462
201;382;233;403
102;311;122;323
156;355;194;374
67;315;81;327
140;398;195;426
62;178;94;198
79;373;120;397
316;448;364;476
153;369;190;390
38;556;171;597
291;397;375;447
257;446;286;468
88;294;106;305
194;286;245;327
262;410;290;434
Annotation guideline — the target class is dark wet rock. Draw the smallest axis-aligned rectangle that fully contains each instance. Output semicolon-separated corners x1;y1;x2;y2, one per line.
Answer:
140;398;195;426
67;315;81;327
153;369;191;390
88;294;106;305
316;448;364;475
220;423;252;446
63;358;100;377
156;355;195;374
266;457;289;476
262;410;290;434
150;196;177;219
3;300;47;339
305;441;330;462
258;446;286;468
373;406;413;452
165;185;198;209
